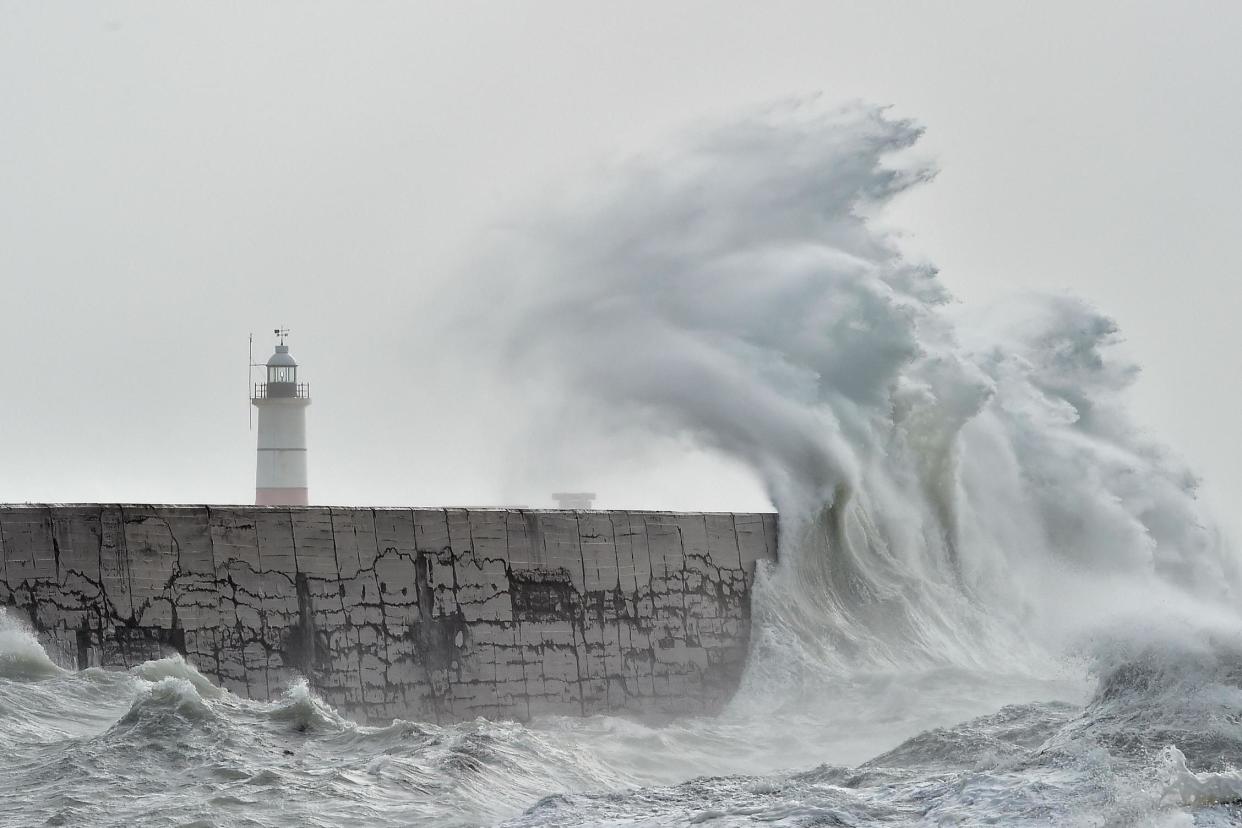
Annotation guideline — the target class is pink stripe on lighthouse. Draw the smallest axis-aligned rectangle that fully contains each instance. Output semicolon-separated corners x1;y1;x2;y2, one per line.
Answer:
256;487;309;506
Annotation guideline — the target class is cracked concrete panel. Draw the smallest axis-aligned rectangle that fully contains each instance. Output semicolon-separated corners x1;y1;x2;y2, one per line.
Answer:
156;508;217;623
50;506;103;583
642;513;682;583
0;516;7;595
209;508;261;571
255;509;299;586
533;513;586;593
529;625;585;718
467;510;508;561
156;508;220;672
674;514;711;562
293;508;363;709
369;513;418;613
2;505;778;724
675;514;713;637
459;510;511;624
503;510;543;571
489;626;529;717
329;509;382;629
0;507;56;587
577;512;620;593
575;512;626;706
251;509;301;696
291;508;338;580
604;513;638;595
449;510;507;624
121;507;180;629
761;514;779;560
620;621;657;701
46;507;105;639
641;515;684;637
705;514;745;571
616;511;654;603
329;508;371;580
412;509;458;621
97;506;135;624
434;512;505;715
207;507;257;696
735;512;774;572
368;508;434;718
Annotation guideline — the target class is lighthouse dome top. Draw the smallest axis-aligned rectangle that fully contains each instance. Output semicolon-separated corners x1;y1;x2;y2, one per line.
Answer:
252;330;309;403
267;345;298;368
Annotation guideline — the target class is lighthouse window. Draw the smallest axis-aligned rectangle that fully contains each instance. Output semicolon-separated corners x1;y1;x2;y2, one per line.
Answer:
269;366;295;383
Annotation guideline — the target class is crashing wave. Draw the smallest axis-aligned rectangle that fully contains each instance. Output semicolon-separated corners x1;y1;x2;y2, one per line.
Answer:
468;98;1241;693
5;99;1242;826
130;654;226;700
0;608;66;681
265;678;350;733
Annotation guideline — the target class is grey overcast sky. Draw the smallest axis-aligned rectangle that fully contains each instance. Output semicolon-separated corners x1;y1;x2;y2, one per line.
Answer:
1;2;1240;521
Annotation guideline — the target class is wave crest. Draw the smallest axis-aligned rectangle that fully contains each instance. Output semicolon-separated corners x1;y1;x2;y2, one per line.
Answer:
130;654;225;700
0;608;66;681
265;678;349;732
118;676;216;725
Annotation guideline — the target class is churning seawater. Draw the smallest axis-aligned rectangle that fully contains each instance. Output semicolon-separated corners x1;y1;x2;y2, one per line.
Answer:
8;99;1242;826
5;610;1242;826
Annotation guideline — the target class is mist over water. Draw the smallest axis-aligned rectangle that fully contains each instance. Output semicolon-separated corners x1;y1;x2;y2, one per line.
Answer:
6;101;1242;825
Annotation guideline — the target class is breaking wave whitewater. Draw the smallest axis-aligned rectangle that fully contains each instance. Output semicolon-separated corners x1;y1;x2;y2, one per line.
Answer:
479;98;1238;685
7;99;1242;826
6;609;1242;826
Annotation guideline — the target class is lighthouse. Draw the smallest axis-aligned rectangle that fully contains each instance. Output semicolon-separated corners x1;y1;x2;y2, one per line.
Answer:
251;329;311;505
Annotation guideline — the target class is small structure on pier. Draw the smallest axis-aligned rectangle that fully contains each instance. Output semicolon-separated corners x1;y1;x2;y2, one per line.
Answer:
552;492;596;509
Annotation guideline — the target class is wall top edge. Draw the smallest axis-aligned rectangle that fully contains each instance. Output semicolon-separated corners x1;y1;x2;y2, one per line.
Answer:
0;503;778;516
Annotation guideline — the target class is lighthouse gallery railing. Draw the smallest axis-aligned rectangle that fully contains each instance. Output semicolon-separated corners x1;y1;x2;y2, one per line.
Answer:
251;382;311;400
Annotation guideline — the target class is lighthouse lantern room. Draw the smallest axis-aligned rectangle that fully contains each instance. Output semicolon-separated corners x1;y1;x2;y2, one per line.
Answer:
251;328;311;505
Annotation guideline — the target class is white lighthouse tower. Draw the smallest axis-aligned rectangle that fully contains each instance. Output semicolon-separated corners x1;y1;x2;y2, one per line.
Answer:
251;328;311;506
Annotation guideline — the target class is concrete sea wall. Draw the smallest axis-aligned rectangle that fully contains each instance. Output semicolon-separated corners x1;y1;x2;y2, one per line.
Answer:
0;505;777;723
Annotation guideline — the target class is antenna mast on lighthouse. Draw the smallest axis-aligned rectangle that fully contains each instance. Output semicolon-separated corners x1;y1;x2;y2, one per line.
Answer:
250;328;311;505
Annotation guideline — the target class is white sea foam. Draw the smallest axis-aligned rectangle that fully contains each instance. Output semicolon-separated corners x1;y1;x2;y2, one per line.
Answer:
1160;745;1242;807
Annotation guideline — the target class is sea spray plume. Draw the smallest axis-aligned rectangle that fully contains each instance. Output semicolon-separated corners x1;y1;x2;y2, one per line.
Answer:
463;98;1242;689
951;295;1238;646
469;99;1008;676
485;100;942;519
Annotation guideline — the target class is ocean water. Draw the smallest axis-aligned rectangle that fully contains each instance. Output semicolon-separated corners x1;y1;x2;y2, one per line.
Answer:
7;99;1242;826
5;612;1242;826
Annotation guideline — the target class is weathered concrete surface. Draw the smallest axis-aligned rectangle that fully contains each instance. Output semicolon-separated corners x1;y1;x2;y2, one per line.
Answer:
0;505;777;723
